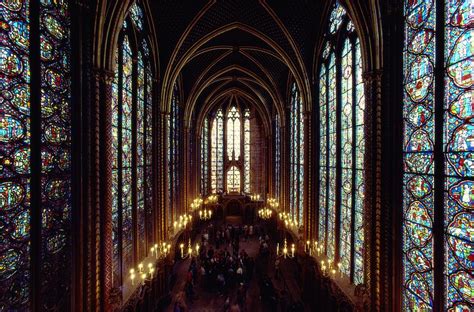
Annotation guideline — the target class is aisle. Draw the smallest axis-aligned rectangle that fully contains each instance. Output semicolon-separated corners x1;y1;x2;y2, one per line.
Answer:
164;232;309;312
165;238;263;312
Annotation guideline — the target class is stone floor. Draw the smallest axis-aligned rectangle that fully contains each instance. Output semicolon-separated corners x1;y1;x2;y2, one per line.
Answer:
164;233;309;312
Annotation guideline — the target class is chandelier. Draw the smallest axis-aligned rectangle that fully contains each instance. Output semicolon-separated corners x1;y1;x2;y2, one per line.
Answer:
258;207;273;220
276;238;295;259
180;238;200;259
199;208;212;220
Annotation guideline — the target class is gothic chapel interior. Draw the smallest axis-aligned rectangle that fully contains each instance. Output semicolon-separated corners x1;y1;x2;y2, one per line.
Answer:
1;0;472;311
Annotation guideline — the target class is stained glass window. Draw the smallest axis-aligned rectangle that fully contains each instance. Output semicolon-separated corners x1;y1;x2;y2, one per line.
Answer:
111;2;154;286
211;109;224;193
201;118;210;196
319;61;328;257
244;109;251;193
0;0;72;309
227;165;241;193
137;52;146;259
227;105;241;161
168;83;181;225
207;101;252;194
318;1;365;284
130;2;144;31
144;41;154;255
327;54;337;261
121;35;134;283
274;115;281;199
403;0;473;309
289;82;305;226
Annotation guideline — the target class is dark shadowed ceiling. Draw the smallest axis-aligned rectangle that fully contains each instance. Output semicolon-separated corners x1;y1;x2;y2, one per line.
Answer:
150;0;323;130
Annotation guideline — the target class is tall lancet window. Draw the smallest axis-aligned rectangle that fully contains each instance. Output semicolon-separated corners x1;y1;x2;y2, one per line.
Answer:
168;82;181;226
402;0;473;310
274;116;281;199
201;117;210;196
317;1;365;285
244;109;251;193
211;109;224;193
207;102;252;194
289;82;305;226
0;0;72;309
111;1;154;287
227;105;241;161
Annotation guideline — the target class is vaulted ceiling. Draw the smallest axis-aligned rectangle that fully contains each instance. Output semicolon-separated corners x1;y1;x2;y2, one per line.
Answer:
149;0;323;130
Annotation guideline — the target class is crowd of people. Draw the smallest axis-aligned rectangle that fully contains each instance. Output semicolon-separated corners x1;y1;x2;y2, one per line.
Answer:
173;223;264;312
172;222;303;312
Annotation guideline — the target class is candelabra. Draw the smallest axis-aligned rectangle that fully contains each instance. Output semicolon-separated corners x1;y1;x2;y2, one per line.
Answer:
198;208;212;220
179;238;200;259
258;207;273;220
305;240;322;257
276;238;295;259
129;261;156;286
279;212;298;230
173;214;193;232
150;242;171;260
250;194;261;201
205;194;218;205
267;198;279;210
319;258;343;278
190;197;203;211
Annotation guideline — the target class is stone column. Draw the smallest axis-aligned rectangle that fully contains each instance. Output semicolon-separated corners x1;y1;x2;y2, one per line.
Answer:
161;112;170;240
304;111;312;241
99;69;115;311
88;68;102;312
363;70;383;309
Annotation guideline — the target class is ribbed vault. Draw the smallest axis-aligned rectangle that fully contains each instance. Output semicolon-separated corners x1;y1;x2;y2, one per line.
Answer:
149;0;325;130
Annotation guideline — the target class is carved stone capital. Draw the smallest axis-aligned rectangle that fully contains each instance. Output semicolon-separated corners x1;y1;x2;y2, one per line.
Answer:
362;70;383;83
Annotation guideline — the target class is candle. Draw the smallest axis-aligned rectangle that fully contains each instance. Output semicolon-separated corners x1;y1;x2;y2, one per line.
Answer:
150;267;155;278
180;243;184;258
306;241;310;253
131;273;136;285
150;247;155;258
276;243;279;255
291;244;295;258
141;273;147;284
331;269;336;277
138;263;143;273
338;262;342;277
